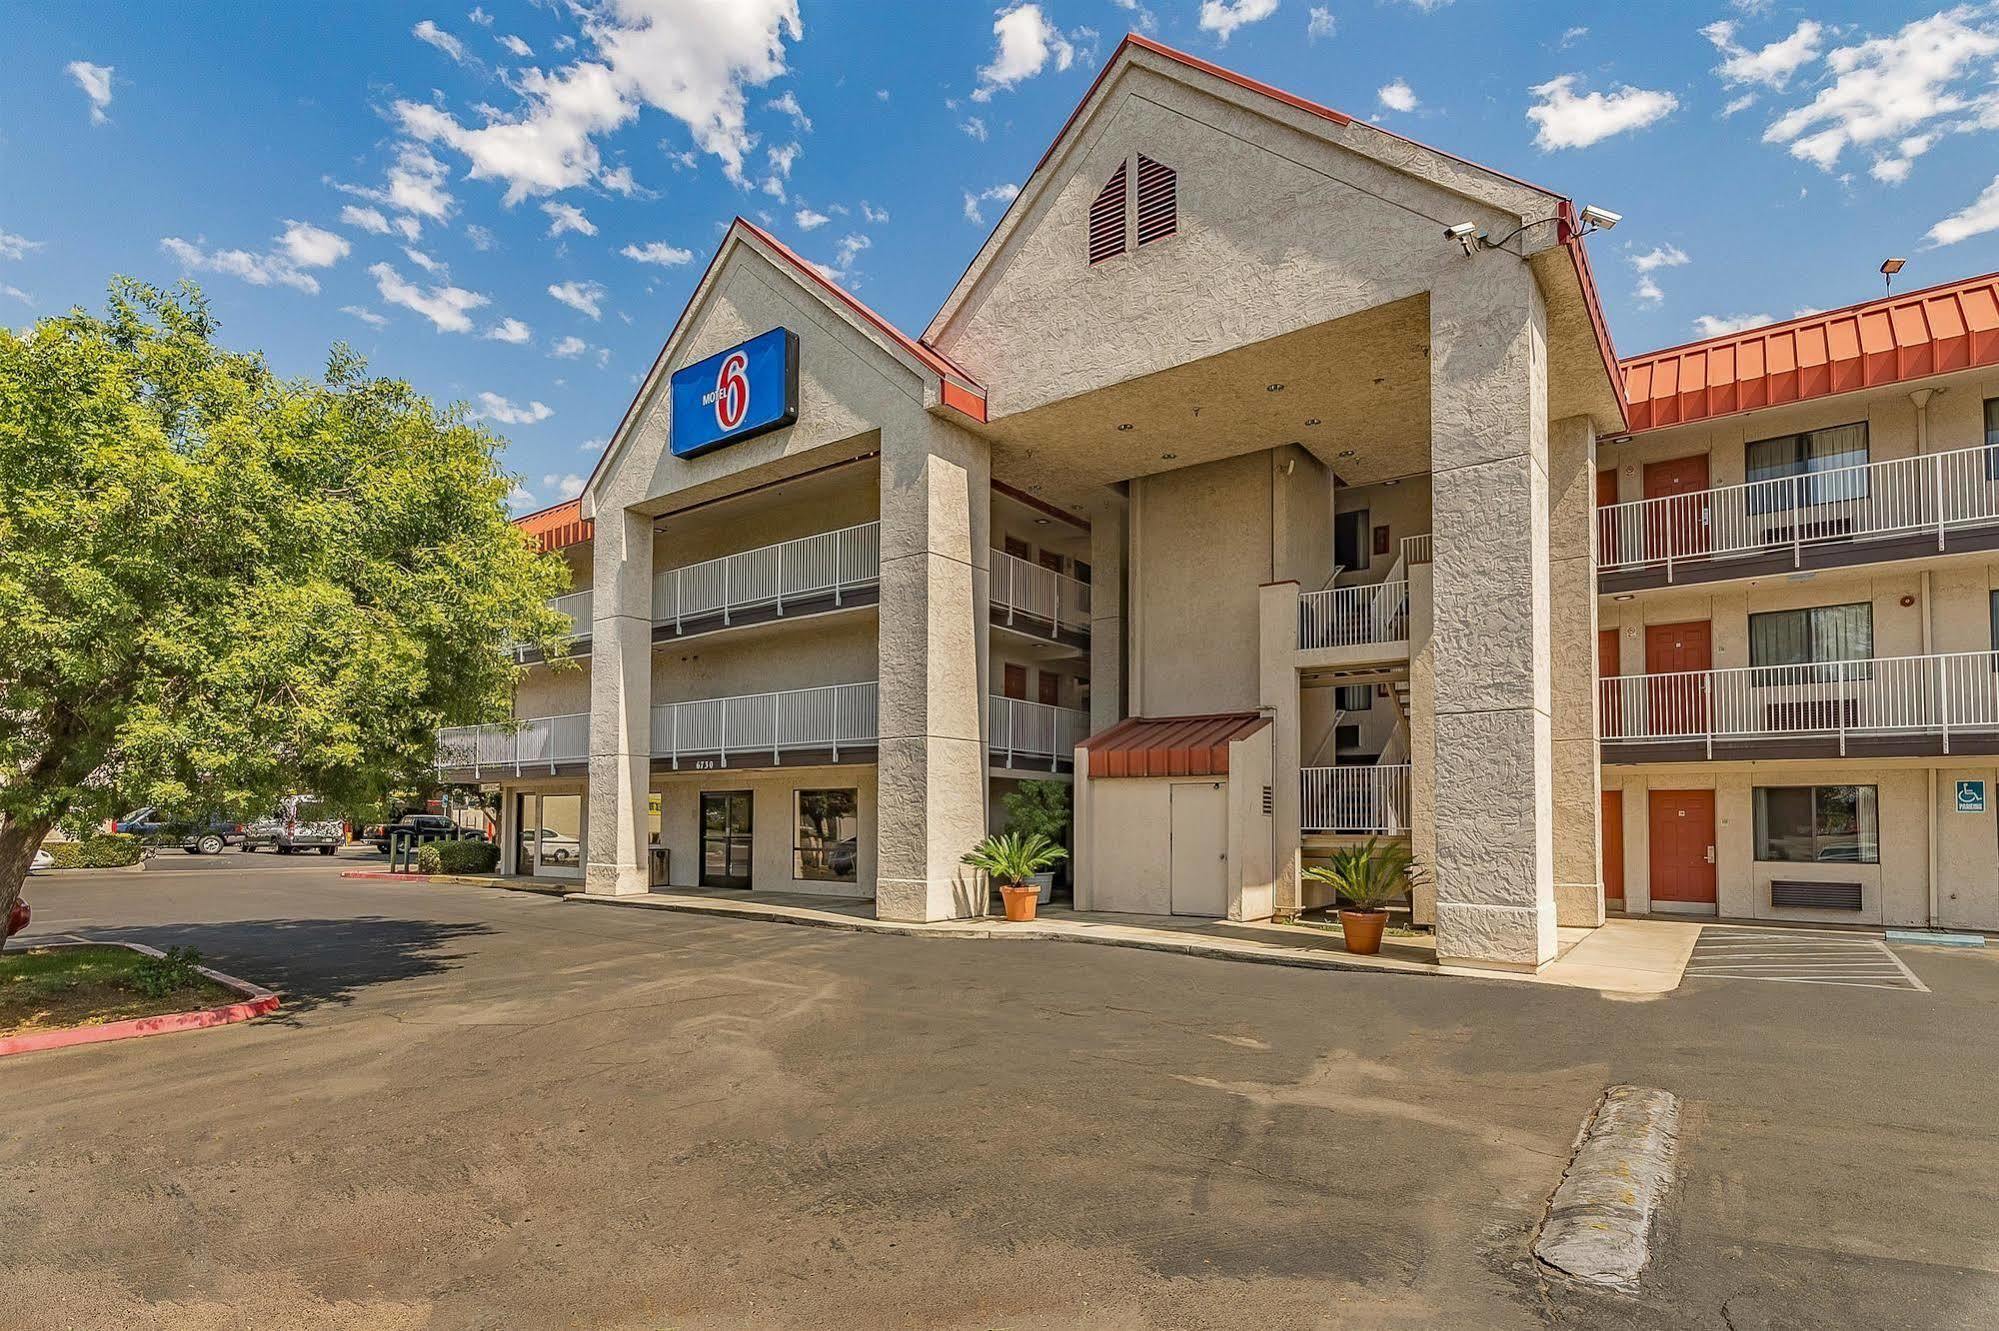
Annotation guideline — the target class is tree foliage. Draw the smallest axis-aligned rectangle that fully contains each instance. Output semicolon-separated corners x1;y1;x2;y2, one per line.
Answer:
0;279;571;925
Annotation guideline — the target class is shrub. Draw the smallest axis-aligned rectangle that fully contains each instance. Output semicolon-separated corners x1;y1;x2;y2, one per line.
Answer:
41;833;143;869
1302;838;1425;912
416;839;500;875
961;831;1067;888
1003;779;1072;843
131;946;205;998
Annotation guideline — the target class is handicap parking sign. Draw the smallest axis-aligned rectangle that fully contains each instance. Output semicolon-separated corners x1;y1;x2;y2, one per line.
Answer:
1956;780;1986;813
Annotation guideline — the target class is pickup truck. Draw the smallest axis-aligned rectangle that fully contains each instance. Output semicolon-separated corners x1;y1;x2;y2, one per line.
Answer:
365;814;487;854
242;814;345;855
115;806;247;855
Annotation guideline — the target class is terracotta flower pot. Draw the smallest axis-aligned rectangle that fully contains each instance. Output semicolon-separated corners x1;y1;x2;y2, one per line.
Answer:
1339;908;1387;955
999;883;1041;922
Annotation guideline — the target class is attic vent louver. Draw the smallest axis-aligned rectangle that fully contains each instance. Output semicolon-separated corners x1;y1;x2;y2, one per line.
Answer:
1089;162;1128;265
1135;154;1177;247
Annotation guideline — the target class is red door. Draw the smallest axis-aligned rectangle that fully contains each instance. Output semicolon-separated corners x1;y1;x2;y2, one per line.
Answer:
1645;621;1712;736
1003;663;1027;700
1602;790;1625;903
1599;628;1626;738
1037;671;1060;707
1596;469;1620;562
1037;550;1064;574
1643;455;1711;562
1648;790;1717;906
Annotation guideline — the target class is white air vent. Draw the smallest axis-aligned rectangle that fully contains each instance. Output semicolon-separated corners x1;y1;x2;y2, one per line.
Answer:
1089;162;1128;265
1135;154;1177;247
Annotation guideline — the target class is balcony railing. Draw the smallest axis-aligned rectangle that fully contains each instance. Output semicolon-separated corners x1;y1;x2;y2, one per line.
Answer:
653;520;881;630
1597;443;1999;577
1302;764;1412;835
651;681;878;766
550;589;592;637
437;712;589;773
1399;532;1433;567
992;550;1091;638
989;696;1089;768
1297;580;1409;651
1599;650;1999;755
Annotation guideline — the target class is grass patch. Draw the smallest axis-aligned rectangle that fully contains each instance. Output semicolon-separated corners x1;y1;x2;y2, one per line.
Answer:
0;945;237;1037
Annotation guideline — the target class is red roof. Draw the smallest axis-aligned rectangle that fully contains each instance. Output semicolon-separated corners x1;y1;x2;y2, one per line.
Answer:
514;498;593;552
1620;269;1999;433
1082;712;1270;778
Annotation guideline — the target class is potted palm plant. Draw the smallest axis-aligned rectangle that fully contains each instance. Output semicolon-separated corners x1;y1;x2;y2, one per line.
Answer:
1002;779;1071;904
1302;838;1423;955
962;831;1069;922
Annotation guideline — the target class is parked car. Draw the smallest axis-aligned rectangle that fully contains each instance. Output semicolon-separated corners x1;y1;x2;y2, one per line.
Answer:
367;813;486;854
242;814;345;855
116;806;247;855
535;829;581;865
30;848;53;873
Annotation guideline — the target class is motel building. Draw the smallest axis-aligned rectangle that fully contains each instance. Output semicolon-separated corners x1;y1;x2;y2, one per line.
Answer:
435;34;1999;971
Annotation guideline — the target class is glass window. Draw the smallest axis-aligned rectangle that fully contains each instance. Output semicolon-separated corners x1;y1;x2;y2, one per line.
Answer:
1754;785;1879;863
1748;603;1873;670
1986;399;1999;479
1335;684;1373;712
1990;588;1999;653
795;789;859;882
1334;509;1369;572
1745;422;1869;510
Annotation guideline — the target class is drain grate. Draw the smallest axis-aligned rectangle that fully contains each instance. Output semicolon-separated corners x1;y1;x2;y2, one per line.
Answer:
1684;927;1927;991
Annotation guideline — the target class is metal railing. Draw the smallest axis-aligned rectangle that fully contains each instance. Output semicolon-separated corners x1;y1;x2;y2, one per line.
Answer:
652;520;881;629
1301;764;1412;834
549;589;592;637
1399;532;1433;566
992;550;1092;636
1599;650;1999;756
1596;443;1999;577
989;696;1090;768
651;681;878;766
436;712;590;773
1297;580;1409;651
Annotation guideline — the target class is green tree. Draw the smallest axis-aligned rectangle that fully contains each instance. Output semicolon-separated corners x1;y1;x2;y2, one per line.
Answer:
0;280;572;938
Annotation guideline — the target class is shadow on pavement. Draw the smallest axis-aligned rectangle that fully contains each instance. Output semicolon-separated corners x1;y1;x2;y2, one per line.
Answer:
61;916;491;1017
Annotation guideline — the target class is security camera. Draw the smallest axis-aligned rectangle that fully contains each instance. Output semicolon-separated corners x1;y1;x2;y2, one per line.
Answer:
1443;221;1482;255
1577;204;1622;232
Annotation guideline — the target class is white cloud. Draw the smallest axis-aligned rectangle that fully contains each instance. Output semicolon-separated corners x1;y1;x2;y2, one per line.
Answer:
600;164;642;195
1527;75;1678;150
161;233;326;294
860;201;888;224
403;246;445;274
794;207;830;230
2;283;33;304
1701;19;1822;91
548;279;606;319
466;223;498;251
334;143;456;234
507;484;537;512
278;220;351;269
542;472;586;499
1692;312;1775;337
340;305;388;327
768;89;811;131
1198;0;1279;44
551;334;589;358
66;61;113;124
1628;243;1689;305
962;181;1020;225
768;140;800;178
1762;11;1999;182
1111;0;1157;32
1308;8;1335;41
394;0;802;199
0;230;44;261
1927;173;1999;246
622;239;693;265
468;7;493;26
413;20;468;63
370;261;489;332
475;392;554;425
340;205;392;235
1723;92;1759;117
541;200;598;236
500;34;534;57
833;233;870;270
484;316;532;343
1377;79;1417;113
961;115;988;141
974;4;1074;101
1558;25;1588;49
579;436;609;454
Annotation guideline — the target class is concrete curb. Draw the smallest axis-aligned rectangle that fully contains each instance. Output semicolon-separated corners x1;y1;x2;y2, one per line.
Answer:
1534;1085;1682;1289
0;941;281;1059
339;869;569;896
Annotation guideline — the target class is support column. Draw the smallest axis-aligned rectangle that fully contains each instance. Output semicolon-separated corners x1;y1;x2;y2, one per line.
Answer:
584;506;654;896
1549;414;1604;927
875;414;991;921
1407;556;1437;925
1258;581;1302;917
1427;263;1557;969
1087;489;1128;736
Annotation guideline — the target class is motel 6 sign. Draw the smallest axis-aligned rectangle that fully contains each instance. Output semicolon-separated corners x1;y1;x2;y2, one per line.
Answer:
669;327;801;458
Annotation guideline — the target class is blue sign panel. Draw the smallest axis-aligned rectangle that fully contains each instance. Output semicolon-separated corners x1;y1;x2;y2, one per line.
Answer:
1957;780;1985;813
669;327;800;458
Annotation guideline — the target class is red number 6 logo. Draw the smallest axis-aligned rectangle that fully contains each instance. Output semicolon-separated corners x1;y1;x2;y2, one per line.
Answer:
715;351;749;431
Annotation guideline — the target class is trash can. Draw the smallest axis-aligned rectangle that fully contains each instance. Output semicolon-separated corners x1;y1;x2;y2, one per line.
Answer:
648;842;670;888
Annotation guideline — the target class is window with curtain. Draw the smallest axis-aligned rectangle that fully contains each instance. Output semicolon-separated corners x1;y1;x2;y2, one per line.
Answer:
1745;422;1869;511
794;789;859;882
1754;785;1879;863
1334;684;1372;712
1748;602;1873;680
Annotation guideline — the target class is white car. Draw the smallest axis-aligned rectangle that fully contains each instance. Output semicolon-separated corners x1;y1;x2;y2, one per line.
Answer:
29;848;53;872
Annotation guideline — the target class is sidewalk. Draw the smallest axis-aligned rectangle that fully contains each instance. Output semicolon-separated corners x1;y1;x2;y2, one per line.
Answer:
564;888;1703;996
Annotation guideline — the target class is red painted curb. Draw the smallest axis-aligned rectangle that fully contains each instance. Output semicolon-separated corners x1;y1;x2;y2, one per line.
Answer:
339;869;430;882
0;942;281;1058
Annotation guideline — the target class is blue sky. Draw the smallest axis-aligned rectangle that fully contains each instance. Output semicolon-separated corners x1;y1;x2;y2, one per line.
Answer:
6;2;1998;512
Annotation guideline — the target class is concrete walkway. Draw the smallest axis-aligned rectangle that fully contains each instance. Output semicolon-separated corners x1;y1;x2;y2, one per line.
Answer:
565;888;1703;995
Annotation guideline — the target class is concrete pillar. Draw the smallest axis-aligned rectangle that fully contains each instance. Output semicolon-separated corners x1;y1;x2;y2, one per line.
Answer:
584;507;655;897
1427;262;1557;969
1087;490;1128;736
875;413;991;921
1258;581;1302;916
1407;557;1437;925
1549;414;1604;928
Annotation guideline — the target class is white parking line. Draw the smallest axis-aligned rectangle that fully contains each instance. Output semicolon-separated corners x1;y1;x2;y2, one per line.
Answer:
1685;928;1928;991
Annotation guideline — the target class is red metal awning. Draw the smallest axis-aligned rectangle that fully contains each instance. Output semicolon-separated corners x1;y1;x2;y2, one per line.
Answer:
514;498;594;553
1081;712;1269;778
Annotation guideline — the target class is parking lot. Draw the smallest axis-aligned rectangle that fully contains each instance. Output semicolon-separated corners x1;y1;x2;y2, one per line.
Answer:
6;858;1998;1330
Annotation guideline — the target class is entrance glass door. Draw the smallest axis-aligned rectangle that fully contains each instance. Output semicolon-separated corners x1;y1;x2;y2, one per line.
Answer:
513;790;585;880
700;791;753;888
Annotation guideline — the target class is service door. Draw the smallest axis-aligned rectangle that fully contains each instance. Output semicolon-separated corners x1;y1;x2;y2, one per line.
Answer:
1644;620;1712;737
1601;790;1625;903
1642;454;1711;562
1648;790;1717;910
1169;781;1228;917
